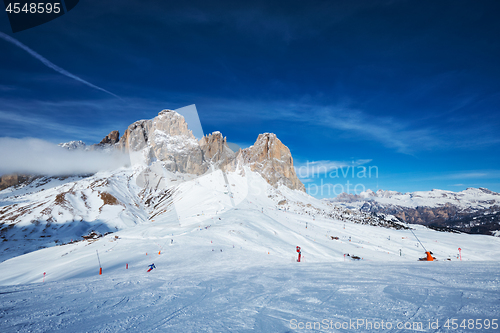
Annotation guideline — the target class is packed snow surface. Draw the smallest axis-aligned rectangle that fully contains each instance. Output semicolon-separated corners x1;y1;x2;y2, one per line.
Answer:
1;260;499;332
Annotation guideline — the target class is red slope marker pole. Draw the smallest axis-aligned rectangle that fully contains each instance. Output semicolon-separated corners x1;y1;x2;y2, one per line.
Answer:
96;250;102;275
43;272;46;283
458;247;462;261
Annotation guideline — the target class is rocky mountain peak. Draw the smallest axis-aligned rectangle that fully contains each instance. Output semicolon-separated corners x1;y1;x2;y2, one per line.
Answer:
237;133;305;192
199;131;227;158
99;131;120;145
117;110;203;173
55;109;304;192
199;132;235;169
154;109;194;137
38;110;307;192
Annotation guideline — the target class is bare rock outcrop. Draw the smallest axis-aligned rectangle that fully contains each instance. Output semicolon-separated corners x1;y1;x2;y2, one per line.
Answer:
57;110;305;192
235;133;305;192
99;131;120;145
0;174;30;191
199;132;235;170
118;110;304;191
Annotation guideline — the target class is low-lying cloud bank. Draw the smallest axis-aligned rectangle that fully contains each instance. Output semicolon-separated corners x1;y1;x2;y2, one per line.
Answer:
0;138;129;176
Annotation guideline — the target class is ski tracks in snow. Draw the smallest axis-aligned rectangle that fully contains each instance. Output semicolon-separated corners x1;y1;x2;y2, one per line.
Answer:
1;262;499;332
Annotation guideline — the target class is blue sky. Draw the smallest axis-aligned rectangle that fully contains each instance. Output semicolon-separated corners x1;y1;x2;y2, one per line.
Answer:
0;0;499;197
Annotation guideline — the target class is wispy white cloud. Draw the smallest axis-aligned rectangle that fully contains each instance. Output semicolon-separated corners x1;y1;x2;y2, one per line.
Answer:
198;99;444;154
199;97;499;154
0;137;129;176
443;171;496;180
0;32;121;100
448;172;489;179
0;85;15;92
315;107;440;154
422;170;500;181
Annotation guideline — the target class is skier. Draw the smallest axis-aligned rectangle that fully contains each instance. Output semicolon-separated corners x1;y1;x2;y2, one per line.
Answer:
296;246;302;262
147;263;156;272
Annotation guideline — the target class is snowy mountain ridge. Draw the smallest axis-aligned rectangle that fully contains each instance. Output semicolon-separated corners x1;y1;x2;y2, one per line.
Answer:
335;187;500;209
332;187;500;235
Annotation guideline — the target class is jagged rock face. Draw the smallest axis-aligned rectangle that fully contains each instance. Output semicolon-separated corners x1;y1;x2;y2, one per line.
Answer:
118;110;206;174
236;133;305;192
118;111;304;191
55;111;305;192
117;120;149;152
99;131;120;145
199;132;235;170
87;130;121;151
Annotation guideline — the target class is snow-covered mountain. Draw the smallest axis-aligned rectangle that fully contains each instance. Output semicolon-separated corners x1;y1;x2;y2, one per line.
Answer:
58;130;120;152
332;188;500;235
1;109;499;271
2;109;500;331
3;109;499;267
58;140;87;150
1;108;462;265
1;109;382;263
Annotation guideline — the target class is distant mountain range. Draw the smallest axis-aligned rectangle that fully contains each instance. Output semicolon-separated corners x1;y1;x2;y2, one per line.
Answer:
330;188;500;236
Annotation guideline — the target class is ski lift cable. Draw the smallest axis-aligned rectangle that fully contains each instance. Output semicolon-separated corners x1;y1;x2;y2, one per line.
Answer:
96;250;102;268
408;226;428;252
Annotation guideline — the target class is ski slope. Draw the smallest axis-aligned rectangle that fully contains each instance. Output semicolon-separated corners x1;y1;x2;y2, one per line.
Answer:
1;166;500;332
1;261;499;332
